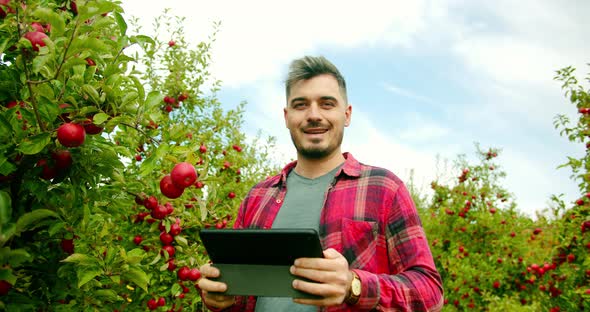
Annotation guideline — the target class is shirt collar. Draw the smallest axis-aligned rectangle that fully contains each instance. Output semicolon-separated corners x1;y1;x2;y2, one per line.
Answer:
272;152;361;187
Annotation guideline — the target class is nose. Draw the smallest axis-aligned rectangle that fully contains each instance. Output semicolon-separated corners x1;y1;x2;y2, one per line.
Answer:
306;102;323;122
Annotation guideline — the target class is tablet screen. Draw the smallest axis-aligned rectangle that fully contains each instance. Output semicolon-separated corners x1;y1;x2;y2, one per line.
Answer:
199;228;324;265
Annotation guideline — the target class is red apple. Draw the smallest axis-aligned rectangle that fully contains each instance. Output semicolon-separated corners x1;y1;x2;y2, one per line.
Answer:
168;40;175;47
157;297;165;306
151;204;168;220
160;232;174;245
169;223;182;236
199;144;207;153
167;259;177;271
188;268;201;281
177;266;190;281
61;238;74;254
82;117;103;135
133;235;142;245
228;192;236;199
161;245;175;257
144;196;158;210
160;175;184;199
37;159;57;180
147;298;157;310
171;162;197;189
24;31;49;51
52;150;72;169
31;22;45;33
0;280;11;296
57;123;85;147
85;58;95;66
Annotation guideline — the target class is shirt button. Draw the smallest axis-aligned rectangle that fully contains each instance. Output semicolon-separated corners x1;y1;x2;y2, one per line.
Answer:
276;199;282;204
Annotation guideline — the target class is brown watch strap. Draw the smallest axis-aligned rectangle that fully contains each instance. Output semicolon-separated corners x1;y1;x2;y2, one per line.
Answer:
344;271;361;305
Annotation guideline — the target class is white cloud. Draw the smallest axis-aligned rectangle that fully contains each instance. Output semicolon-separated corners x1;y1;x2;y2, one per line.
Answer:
383;82;436;105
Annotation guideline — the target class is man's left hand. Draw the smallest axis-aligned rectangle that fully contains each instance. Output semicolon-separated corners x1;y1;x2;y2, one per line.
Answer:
290;248;353;306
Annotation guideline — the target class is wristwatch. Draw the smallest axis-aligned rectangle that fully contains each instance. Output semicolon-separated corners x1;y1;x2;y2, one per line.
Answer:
344;271;361;305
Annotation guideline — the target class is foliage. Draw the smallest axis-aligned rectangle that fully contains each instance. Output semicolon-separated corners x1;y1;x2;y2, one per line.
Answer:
0;1;277;311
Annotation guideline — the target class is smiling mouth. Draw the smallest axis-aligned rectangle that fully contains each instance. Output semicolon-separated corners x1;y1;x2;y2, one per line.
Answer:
303;128;328;134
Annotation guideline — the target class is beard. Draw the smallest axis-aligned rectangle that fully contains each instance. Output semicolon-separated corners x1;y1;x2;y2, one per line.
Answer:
290;124;344;160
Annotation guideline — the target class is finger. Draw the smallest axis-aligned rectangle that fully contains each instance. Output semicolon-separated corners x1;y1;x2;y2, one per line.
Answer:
323;248;341;259
202;291;235;309
293;297;342;307
294;256;347;271
198;277;228;293
290;266;345;284
292;279;346;298
200;263;220;278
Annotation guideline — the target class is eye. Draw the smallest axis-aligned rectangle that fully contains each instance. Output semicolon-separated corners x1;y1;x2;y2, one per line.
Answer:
292;102;306;109
321;101;336;108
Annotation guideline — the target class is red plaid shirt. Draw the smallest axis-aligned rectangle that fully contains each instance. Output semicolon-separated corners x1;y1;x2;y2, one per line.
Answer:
212;153;443;311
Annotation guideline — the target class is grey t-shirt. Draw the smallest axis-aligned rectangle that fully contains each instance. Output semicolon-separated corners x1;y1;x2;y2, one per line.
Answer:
255;165;341;312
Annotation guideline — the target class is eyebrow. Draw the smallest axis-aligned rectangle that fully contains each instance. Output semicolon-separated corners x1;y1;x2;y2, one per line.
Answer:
289;96;339;106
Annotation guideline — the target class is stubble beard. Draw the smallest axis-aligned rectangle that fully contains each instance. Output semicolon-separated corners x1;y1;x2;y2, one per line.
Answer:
290;128;344;160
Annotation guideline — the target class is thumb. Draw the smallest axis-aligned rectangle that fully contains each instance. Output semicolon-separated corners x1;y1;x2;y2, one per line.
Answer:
323;248;342;259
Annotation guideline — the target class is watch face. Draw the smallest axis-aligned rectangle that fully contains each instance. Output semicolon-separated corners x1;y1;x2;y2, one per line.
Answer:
352;278;361;295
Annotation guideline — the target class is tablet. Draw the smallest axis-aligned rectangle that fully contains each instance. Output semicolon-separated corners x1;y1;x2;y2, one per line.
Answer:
199;228;324;298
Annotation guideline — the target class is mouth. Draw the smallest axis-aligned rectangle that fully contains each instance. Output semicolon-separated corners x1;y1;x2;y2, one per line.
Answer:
303;127;328;135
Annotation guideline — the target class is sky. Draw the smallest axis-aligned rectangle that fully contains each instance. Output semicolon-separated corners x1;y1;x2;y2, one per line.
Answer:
121;0;590;217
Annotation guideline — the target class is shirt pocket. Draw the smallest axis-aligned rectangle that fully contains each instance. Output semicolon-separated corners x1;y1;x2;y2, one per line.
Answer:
341;218;378;269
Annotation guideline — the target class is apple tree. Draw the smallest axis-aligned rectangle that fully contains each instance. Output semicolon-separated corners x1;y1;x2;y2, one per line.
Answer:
421;145;552;310
543;65;590;311
0;1;277;311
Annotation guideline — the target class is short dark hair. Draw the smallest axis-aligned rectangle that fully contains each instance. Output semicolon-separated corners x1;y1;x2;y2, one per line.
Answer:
285;56;348;104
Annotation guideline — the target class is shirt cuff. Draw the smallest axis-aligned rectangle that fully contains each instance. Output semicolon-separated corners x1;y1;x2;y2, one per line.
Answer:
352;269;379;310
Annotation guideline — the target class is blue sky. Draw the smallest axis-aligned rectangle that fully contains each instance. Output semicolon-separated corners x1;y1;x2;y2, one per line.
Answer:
122;0;589;217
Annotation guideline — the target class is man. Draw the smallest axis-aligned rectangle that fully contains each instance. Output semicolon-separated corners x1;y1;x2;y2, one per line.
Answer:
198;56;444;311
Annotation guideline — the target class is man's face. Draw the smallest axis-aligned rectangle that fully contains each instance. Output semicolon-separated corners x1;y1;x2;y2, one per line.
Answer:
284;74;352;160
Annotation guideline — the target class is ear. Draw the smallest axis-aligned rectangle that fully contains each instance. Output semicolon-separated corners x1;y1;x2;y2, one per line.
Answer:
344;104;352;127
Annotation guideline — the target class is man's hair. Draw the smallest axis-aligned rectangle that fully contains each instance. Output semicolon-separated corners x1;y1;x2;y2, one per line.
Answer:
285;56;348;104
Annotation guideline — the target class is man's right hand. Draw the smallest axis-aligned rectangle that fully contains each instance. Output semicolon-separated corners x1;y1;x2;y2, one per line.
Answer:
198;263;236;310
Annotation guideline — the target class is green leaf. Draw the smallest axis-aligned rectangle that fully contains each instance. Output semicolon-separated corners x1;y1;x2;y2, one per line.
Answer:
0;36;10;55
145;91;162;110
0;114;12;138
125;248;145;266
129;35;154;46
114;12;127;36
0;223;16;246
3;248;31;267
77;267;102;288
94;289;121;302
82;84;101;105
33;8;66;36
93;113;109;125
17;133;51;155
171;283;182;296
15;209;59;234
174;235;188;248
0;190;11;225
122;267;149;292
0;269;17;285
62;253;98;266
0;156;16;177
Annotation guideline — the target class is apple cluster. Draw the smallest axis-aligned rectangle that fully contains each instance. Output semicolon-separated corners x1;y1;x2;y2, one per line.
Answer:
159;162;198;199
162;93;189;113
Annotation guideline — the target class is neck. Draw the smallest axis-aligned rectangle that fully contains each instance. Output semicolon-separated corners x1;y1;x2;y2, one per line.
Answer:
294;150;345;179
